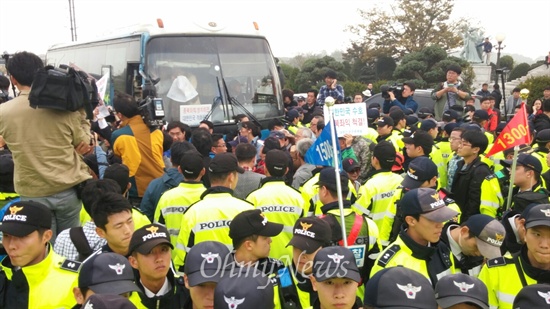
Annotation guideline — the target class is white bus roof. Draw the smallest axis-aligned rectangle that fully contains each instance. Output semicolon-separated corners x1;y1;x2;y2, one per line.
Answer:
48;20;266;50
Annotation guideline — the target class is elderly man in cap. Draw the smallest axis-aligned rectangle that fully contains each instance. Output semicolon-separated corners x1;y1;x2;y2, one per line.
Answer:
128;223;187;308
431;64;472;121
310;247;363;309
371;188;458;287
479;204;550;309
440;214;505;276
183;241;231;309
435;273;489;309
174;152;254;271
0;201;81;308
73;252;140;307
364;267;437;309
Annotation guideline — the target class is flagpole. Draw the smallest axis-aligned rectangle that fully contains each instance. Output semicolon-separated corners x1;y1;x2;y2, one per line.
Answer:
325;96;348;247
505;145;519;211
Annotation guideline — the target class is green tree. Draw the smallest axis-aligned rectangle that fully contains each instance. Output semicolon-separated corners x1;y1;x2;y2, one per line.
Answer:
341;81;367;99
279;63;299;91
498;55;514;70
392;45;473;89
293;56;346;92
375;56;397;80
518;75;550;104
347;0;465;61
508;63;530;81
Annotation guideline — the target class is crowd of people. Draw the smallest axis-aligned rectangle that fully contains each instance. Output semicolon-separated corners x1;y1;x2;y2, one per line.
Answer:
0;51;549;308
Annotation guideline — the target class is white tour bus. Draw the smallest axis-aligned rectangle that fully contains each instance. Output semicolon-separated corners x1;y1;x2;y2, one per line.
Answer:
46;19;284;132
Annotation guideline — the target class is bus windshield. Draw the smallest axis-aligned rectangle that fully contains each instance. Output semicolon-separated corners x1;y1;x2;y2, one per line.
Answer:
145;35;283;126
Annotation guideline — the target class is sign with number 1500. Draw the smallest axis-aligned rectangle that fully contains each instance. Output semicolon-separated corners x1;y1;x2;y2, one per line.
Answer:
315;140;334;161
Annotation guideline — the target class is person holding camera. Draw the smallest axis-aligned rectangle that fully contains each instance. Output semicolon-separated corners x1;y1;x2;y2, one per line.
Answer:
382;82;418;114
431;65;472;121
0;52;92;242
110;92;164;206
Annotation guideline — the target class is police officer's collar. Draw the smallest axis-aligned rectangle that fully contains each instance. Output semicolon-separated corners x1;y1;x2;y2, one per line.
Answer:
200;186;234;199
400;227;436;260
320;200;352;214
259;176;286;186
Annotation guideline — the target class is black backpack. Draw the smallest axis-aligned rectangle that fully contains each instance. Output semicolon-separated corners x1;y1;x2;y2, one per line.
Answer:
29;65;98;119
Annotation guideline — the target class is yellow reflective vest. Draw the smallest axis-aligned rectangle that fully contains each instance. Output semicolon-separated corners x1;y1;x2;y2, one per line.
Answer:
353;171;403;246
154;181;206;247
479;252;540;309
246;179;306;260
0;246;80;308
174;188;254;270
370;232;456;287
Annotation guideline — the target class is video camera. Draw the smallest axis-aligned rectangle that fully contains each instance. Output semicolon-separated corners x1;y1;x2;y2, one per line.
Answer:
138;96;165;127
380;84;404;100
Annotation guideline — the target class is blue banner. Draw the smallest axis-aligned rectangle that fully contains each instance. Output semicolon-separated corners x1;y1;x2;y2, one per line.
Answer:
305;120;341;167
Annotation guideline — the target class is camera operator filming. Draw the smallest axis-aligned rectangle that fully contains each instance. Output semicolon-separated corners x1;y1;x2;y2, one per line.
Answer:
382;82;418;114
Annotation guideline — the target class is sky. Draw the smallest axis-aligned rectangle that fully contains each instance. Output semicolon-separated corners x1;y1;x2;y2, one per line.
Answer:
1;0;549;61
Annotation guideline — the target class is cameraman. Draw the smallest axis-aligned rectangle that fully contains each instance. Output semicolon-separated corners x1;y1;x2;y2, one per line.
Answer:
0;52;92;242
110;92;164;206
382;82;418;114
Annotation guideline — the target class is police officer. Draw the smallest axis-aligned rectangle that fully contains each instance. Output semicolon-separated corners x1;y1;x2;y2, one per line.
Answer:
128;224;188;308
73;252;140;307
388;157;461;245
246;149;306;260
375;116;401;152
530;128;550;174
214;267;274;309
364;267;437;309
440;214;506;276
182;241;231;309
228;209;287;308
371;188;458;287
354;141;403;246
154;151;206;245
500;153;550;212
309;247;363;309
0;201;81;308
479;204;550;309
286;217;332;308
174;152;254;270
418;119;448;189
316;167;381;288
435;273;489;309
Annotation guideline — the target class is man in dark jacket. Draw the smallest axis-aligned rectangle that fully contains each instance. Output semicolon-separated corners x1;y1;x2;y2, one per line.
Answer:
451;130;491;223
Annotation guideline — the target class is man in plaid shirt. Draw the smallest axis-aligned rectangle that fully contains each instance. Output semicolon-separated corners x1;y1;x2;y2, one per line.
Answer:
316;70;344;105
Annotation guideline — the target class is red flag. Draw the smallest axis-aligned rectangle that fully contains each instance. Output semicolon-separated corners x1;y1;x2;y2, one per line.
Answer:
486;103;531;157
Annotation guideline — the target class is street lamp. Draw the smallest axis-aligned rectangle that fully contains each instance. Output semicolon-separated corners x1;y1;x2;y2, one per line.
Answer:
494;33;506;85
